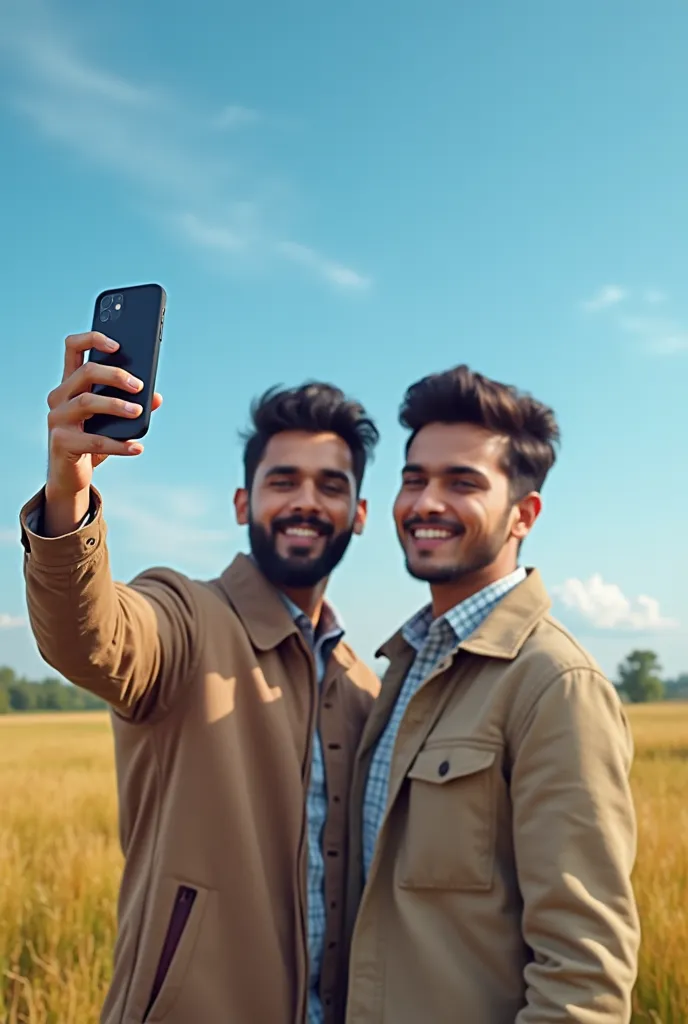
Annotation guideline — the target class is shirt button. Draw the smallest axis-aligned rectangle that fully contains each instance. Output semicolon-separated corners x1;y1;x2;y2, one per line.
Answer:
438;760;450;777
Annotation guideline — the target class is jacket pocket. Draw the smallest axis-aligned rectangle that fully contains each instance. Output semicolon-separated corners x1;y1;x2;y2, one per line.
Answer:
398;743;498;892
141;881;209;1022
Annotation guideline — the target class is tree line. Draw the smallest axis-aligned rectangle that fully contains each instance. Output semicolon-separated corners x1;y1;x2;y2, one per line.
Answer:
0;666;106;713
0;649;685;713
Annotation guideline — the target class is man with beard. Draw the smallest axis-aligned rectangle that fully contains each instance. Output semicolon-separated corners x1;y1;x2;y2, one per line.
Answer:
344;365;640;1024
19;330;380;1024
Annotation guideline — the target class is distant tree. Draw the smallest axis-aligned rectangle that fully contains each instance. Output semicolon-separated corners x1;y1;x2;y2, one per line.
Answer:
0;687;9;714
618;650;665;704
664;673;688;701
8;680;34;711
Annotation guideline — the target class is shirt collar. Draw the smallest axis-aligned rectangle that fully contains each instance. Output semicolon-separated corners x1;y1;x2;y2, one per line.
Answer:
401;566;527;651
279;591;344;641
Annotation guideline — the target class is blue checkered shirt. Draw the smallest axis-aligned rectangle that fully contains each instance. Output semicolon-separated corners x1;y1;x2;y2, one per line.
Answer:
280;595;344;1024
362;568;527;879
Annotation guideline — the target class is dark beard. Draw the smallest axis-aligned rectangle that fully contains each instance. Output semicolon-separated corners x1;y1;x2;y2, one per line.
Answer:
404;509;512;584
249;515;354;588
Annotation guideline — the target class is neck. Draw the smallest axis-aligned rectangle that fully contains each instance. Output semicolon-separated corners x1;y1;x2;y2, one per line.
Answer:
429;558;518;619
280;580;328;627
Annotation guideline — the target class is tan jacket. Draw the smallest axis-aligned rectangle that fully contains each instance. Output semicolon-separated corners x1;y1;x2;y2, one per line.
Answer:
345;569;640;1024
20;487;379;1024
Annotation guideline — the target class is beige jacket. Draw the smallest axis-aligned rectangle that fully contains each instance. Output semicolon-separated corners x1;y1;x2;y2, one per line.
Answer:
20;487;379;1024
344;569;640;1024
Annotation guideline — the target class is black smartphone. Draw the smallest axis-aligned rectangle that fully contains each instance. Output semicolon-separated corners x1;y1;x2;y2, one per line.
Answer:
84;283;166;441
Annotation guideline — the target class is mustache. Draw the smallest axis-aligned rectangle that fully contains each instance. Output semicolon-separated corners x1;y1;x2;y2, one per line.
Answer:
272;514;334;538
402;516;465;535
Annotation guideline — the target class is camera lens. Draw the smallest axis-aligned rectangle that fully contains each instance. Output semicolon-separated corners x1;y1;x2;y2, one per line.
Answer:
99;310;110;322
100;295;113;310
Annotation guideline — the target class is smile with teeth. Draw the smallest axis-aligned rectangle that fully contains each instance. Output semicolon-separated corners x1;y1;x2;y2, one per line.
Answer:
410;527;456;540
282;527;321;538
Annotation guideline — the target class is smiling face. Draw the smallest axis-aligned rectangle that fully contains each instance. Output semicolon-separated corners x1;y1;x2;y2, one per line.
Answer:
234;430;366;589
393;422;541;605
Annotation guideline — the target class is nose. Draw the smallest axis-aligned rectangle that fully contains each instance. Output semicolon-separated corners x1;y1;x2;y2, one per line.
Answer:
411;483;447;517
290;479;323;515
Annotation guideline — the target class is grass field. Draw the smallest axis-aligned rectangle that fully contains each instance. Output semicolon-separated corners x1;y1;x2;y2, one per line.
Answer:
1;705;687;1023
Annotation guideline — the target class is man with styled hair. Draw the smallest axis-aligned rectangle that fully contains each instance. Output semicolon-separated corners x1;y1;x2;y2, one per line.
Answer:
19;330;380;1024
345;365;640;1024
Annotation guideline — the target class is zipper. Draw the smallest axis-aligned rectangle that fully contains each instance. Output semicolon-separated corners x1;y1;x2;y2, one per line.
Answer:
143;885;197;1021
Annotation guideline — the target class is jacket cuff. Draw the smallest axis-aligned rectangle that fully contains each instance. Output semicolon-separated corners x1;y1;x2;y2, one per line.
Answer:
20;486;106;568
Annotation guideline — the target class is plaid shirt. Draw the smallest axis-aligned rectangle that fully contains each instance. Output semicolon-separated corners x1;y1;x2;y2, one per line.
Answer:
362;568;527;879
280;595;344;1024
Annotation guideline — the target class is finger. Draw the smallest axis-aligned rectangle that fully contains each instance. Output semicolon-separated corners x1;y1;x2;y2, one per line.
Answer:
151;392;163;411
62;332;119;382
49;362;143;410
50;426;144;458
49;391;143;429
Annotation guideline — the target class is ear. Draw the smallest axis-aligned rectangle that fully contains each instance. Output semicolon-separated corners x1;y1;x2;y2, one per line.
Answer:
352;498;367;536
234;488;249;526
511;492;542;542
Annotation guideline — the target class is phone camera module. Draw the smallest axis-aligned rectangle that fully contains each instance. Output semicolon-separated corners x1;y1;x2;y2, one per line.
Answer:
99;310;110;322
100;294;113;311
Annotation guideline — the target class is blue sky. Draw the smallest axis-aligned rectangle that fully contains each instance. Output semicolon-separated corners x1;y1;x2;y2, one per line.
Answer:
1;0;686;682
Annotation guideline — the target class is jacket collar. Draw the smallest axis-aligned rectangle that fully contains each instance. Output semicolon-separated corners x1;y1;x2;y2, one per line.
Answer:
214;553;355;669
215;553;301;651
376;568;551;663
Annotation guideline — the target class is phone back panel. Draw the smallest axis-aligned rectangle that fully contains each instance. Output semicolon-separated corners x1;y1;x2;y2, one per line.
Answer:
85;283;166;441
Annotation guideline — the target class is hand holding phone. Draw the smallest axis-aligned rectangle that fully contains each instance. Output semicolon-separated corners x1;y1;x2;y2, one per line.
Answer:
43;283;166;536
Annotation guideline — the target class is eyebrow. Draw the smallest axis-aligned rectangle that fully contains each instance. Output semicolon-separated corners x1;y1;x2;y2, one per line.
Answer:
402;463;489;483
264;465;352;486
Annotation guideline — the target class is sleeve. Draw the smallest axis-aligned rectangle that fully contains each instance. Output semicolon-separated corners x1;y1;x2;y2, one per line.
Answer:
511;667;641;1023
20;486;201;723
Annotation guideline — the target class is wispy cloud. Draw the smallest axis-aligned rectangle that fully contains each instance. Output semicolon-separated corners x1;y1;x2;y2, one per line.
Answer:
618;315;688;355
554;574;678;632
0;528;17;545
0;2;371;291
105;484;233;567
0;614;26;630
581;285;627;312
579;284;686;355
276;241;372;291
213;104;260;130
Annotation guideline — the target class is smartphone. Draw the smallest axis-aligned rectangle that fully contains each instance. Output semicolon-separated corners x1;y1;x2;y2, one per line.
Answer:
84;283;166;441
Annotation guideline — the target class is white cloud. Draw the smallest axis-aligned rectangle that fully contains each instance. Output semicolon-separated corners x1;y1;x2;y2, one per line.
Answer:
213;104;260;130
0;614;26;630
276;241;372;291
618;315;688;355
644;288;668;305
0;4;370;292
175;213;247;253
581;285;627;312
553;574;678;632
0;528;17;545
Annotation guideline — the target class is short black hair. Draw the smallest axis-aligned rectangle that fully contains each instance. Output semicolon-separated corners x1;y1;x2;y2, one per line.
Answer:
242;382;379;492
400;364;560;497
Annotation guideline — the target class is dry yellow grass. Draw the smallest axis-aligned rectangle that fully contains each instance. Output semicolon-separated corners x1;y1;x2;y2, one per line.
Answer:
0;705;687;1023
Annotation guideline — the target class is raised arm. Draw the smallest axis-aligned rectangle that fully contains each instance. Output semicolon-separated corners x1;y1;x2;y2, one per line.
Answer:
19;330;194;721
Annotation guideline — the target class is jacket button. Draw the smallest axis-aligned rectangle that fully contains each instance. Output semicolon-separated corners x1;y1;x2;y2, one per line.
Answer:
438;760;450;777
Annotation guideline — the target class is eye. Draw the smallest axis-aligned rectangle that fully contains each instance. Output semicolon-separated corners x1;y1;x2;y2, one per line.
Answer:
450;479;478;491
402;476;425;489
322;481;347;496
270;478;294;490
